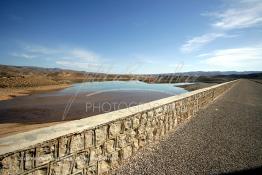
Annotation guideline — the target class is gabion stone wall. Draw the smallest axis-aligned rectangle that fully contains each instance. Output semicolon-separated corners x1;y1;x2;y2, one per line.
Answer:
0;81;236;175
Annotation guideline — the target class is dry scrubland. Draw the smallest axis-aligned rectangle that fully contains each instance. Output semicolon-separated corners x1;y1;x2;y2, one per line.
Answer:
0;65;95;100
0;66;72;100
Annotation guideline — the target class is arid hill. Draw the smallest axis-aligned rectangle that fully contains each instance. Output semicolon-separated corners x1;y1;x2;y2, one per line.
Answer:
1;64;261;88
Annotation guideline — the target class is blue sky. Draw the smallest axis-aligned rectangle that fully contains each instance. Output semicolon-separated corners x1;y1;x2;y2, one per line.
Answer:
0;0;262;74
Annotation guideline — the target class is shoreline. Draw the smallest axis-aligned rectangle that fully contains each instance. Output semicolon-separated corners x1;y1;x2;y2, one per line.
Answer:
0;84;71;101
176;82;218;91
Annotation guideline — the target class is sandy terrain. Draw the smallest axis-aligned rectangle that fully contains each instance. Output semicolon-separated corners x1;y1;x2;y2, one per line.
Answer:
0;84;71;101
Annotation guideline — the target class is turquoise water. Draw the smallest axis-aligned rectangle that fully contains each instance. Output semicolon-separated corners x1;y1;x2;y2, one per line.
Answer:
51;81;190;96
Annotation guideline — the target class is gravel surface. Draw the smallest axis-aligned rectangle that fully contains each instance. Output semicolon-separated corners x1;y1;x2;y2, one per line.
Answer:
116;79;262;175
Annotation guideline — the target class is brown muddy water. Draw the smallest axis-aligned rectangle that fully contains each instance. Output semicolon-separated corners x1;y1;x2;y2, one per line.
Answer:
0;81;190;136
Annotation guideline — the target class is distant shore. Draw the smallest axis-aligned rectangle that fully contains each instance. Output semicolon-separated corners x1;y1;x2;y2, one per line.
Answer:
176;82;217;91
0;84;71;101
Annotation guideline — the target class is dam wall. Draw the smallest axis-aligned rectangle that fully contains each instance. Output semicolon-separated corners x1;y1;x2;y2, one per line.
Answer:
0;80;236;175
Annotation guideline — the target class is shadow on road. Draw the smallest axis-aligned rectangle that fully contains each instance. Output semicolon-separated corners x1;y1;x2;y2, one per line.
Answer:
219;166;262;175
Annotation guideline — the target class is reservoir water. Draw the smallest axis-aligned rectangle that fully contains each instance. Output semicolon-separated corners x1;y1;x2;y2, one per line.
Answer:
0;81;191;136
42;80;189;96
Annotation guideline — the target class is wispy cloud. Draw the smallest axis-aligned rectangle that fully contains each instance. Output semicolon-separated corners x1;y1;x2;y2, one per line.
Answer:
11;52;37;59
56;60;100;70
23;45;59;55
197;53;211;58
209;0;262;30
130;54;162;64
201;46;262;70
11;43;102;71
17;44;100;62
69;49;99;62
181;33;226;53
181;0;262;53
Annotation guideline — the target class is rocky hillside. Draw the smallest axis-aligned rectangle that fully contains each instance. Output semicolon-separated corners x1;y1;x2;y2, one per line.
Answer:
1;64;261;88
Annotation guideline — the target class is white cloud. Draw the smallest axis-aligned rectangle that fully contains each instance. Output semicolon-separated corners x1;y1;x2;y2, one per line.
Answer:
55;60;115;73
11;52;37;59
197;53;211;58
12;43;103;71
130;54;162;64
181;0;262;54
201;46;262;70
56;60;100;69
11;44;61;60
24;45;59;55
181;33;226;53
210;1;262;30
18;44;100;62
69;49;98;62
